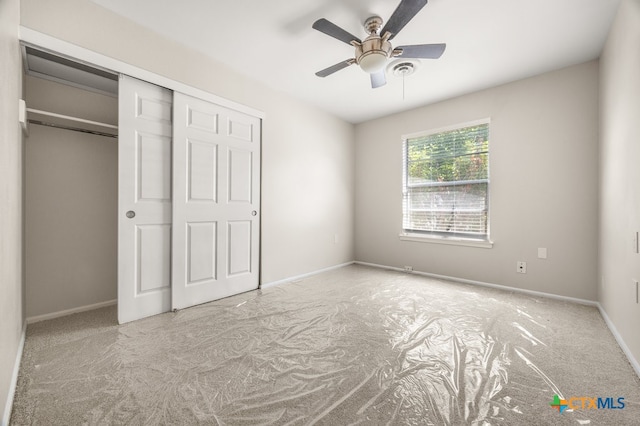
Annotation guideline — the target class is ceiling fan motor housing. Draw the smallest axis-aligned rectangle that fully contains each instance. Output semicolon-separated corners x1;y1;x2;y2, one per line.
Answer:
355;34;392;74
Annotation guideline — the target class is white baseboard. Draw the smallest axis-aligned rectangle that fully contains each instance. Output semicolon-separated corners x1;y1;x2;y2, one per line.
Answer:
26;299;117;324
355;261;598;306
261;261;355;289
597;304;640;378
356;261;640;378
2;322;26;426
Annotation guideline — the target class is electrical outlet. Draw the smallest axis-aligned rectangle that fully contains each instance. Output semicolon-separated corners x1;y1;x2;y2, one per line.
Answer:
517;261;527;274
404;266;413;272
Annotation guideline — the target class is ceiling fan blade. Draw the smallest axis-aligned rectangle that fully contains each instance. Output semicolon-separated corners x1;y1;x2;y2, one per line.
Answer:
312;18;362;45
381;0;428;40
396;43;446;59
315;59;355;78
371;71;387;88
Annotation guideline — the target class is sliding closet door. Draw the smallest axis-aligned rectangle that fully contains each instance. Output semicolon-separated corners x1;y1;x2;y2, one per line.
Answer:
172;92;260;309
118;75;173;324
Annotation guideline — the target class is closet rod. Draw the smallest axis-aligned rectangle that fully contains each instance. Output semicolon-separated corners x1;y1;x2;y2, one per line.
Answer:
28;119;117;138
26;107;118;130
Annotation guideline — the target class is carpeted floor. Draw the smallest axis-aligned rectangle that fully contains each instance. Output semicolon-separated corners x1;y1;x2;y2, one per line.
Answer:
10;265;640;425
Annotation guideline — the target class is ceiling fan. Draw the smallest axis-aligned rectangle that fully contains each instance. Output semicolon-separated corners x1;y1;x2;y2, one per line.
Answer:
312;0;446;88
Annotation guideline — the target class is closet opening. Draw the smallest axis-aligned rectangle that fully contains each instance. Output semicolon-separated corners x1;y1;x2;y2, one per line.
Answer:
21;38;263;325
23;45;120;323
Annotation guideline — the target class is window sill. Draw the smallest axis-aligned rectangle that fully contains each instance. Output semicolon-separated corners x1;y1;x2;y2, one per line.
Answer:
398;233;494;248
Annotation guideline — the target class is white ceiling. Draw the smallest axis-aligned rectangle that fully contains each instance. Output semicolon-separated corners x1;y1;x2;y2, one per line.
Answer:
91;0;621;123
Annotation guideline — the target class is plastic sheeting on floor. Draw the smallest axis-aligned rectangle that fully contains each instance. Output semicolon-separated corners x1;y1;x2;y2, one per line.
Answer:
11;265;640;425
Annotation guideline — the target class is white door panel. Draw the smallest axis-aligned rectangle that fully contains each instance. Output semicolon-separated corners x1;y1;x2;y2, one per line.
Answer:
227;115;254;141
118;75;172;324
172;92;260;309
228;220;252;276
187;221;217;283
188;140;218;202
228;148;253;203
137;133;172;201
138;224;172;292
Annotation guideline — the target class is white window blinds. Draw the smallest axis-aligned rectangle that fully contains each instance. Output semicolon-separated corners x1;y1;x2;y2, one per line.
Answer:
402;122;490;238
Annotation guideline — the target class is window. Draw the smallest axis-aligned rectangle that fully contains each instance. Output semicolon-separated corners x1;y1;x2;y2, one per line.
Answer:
402;120;490;241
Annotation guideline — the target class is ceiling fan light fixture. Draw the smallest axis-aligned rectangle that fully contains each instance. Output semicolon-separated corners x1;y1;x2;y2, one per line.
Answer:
358;50;388;73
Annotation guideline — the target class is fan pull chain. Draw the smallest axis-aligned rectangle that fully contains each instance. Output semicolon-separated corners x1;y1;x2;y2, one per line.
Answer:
402;74;406;101
392;62;415;100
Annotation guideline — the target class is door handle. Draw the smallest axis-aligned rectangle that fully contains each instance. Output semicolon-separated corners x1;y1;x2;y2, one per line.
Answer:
126;210;136;219
251;210;258;216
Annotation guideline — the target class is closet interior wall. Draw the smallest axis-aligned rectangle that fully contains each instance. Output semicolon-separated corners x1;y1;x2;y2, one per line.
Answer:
24;75;118;320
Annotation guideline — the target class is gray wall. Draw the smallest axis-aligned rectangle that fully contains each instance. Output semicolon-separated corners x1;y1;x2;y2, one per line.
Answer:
24;76;118;318
599;0;640;369
0;0;24;421
355;61;600;301
20;0;356;286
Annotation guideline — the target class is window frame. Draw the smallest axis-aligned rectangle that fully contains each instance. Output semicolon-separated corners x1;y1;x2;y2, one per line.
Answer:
400;118;493;248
